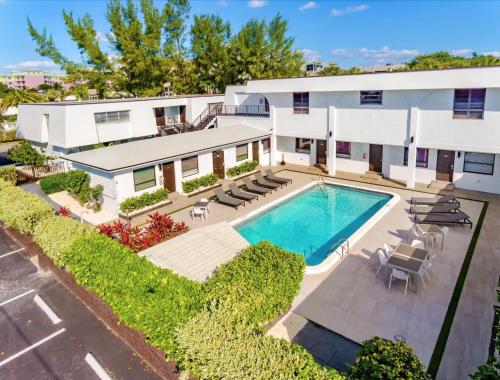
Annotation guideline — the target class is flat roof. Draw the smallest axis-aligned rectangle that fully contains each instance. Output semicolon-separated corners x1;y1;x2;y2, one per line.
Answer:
21;93;223;107
65;125;270;172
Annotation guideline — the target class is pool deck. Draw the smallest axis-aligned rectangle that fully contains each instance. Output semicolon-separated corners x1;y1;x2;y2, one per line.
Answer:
167;168;499;379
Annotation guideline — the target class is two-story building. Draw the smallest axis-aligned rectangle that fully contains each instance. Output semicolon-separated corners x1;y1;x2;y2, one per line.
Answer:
16;94;224;155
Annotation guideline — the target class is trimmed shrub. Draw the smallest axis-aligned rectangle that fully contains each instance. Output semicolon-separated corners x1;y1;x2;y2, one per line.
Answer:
40;172;68;194
0;166;17;185
182;173;218;193
348;337;429;380
226;160;259;178
204;241;305;324
64;169;89;197
33;215;98;265
0;179;53;234
176;306;341;380
0;130;17;143
61;234;203;357
119;188;168;214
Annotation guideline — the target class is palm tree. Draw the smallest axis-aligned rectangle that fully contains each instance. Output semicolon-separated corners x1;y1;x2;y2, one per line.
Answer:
0;89;46;112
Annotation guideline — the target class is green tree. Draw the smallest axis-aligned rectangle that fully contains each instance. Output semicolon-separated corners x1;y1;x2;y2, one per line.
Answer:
7;141;52;168
191;15;231;93
317;63;343;76
0;89;46;112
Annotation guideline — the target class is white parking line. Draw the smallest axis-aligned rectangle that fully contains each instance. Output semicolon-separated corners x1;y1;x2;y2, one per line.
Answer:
85;353;113;380
0;328;66;367
34;295;62;324
0;289;35;307
0;248;24;259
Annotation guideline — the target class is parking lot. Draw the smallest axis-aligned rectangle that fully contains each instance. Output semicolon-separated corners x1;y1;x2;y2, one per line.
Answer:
0;228;161;380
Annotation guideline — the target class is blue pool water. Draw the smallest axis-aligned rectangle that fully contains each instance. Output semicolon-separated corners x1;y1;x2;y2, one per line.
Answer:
236;184;392;265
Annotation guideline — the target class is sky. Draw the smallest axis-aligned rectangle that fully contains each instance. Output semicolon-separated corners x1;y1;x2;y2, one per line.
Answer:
1;0;500;74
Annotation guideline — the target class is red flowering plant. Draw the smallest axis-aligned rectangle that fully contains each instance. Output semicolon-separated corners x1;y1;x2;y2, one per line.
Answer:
97;212;188;252
58;206;71;217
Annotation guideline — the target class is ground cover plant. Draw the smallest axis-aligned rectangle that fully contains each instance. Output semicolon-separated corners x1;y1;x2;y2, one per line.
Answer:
182;173;218;193
226;160;259;178
39;172;68;194
98;212;188;252
0;166;17;185
0;130;17;143
119;188;168;213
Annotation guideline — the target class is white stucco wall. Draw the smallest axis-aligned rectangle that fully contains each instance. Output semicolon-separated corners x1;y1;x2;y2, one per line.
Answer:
335;142;369;174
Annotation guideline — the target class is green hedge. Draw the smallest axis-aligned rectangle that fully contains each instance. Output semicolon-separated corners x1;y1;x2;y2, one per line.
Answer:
119;188;169;214
204;241;305;324
182;173;218;193
61;234;203;357
0;179;53;234
33;215;98;265
348;337;428;380
226;160;259;178
0;166;17;185
176;241;342;379
40;172;68;194
0;130;17;143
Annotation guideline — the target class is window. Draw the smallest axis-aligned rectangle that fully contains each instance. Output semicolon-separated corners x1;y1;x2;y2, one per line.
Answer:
236;144;248;161
404;147;429;168
293;92;309;114
295;138;311;153
453;89;485;119
360;91;383;105
133;166;156;191
181;156;199;177
262;138;271;154
463;152;495;175
94;110;130;124
336;141;351;159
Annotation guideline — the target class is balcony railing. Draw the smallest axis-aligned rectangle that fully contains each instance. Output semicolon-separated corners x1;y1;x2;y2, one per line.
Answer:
216;104;270;117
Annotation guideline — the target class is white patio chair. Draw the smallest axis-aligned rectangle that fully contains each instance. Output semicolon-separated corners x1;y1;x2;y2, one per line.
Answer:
200;198;211;214
434;226;449;249
375;248;389;276
388;268;411;295
417;261;432;288
383;243;394;258
411;239;425;249
191;207;206;221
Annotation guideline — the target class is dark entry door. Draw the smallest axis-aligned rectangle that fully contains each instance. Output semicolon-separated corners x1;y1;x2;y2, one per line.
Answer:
252;141;259;163
179;105;186;124
369;144;383;172
316;139;327;165
436;150;455;182
162;162;176;192
212;150;225;179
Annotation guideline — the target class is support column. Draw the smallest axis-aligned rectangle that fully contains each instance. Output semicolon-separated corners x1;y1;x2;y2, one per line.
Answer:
327;105;337;176
270;105;278;166
406;106;420;189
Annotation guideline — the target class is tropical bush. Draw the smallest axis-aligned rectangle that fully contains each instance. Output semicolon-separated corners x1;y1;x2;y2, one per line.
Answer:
61;233;203;357
226;160;259;178
181;173;218;193
40;172;68;194
33;215;98;265
119;188;168;213
204;241;305;324
0;166;17;185
175;241;341;379
348;337;429;380
64;169;89;197
0;130;17;143
97;211;188;252
470;356;500;380
7;140;52;166
0;178;53;234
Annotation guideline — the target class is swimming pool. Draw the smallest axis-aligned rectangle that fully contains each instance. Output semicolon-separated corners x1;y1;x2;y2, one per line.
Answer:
235;183;392;266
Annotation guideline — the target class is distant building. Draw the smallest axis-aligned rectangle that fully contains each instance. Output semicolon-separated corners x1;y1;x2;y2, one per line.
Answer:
361;63;406;73
305;62;324;76
0;71;68;90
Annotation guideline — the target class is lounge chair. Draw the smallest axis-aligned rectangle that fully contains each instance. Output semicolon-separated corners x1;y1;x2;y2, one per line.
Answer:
265;169;292;185
228;183;258;202
214;188;245;209
415;211;473;229
409;203;461;215
410;194;460;206
242;178;272;195
254;173;282;190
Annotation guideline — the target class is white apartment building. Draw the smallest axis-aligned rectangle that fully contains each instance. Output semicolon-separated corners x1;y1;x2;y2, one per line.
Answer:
224;66;500;194
16;94;224;155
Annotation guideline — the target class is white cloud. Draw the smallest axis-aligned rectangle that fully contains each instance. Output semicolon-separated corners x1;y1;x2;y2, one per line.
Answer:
301;49;321;62
248;0;266;9
451;49;473;57
330;46;419;63
483;51;500;57
331;4;368;17
218;0;228;6
96;31;109;43
4;60;58;71
299;1;318;11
